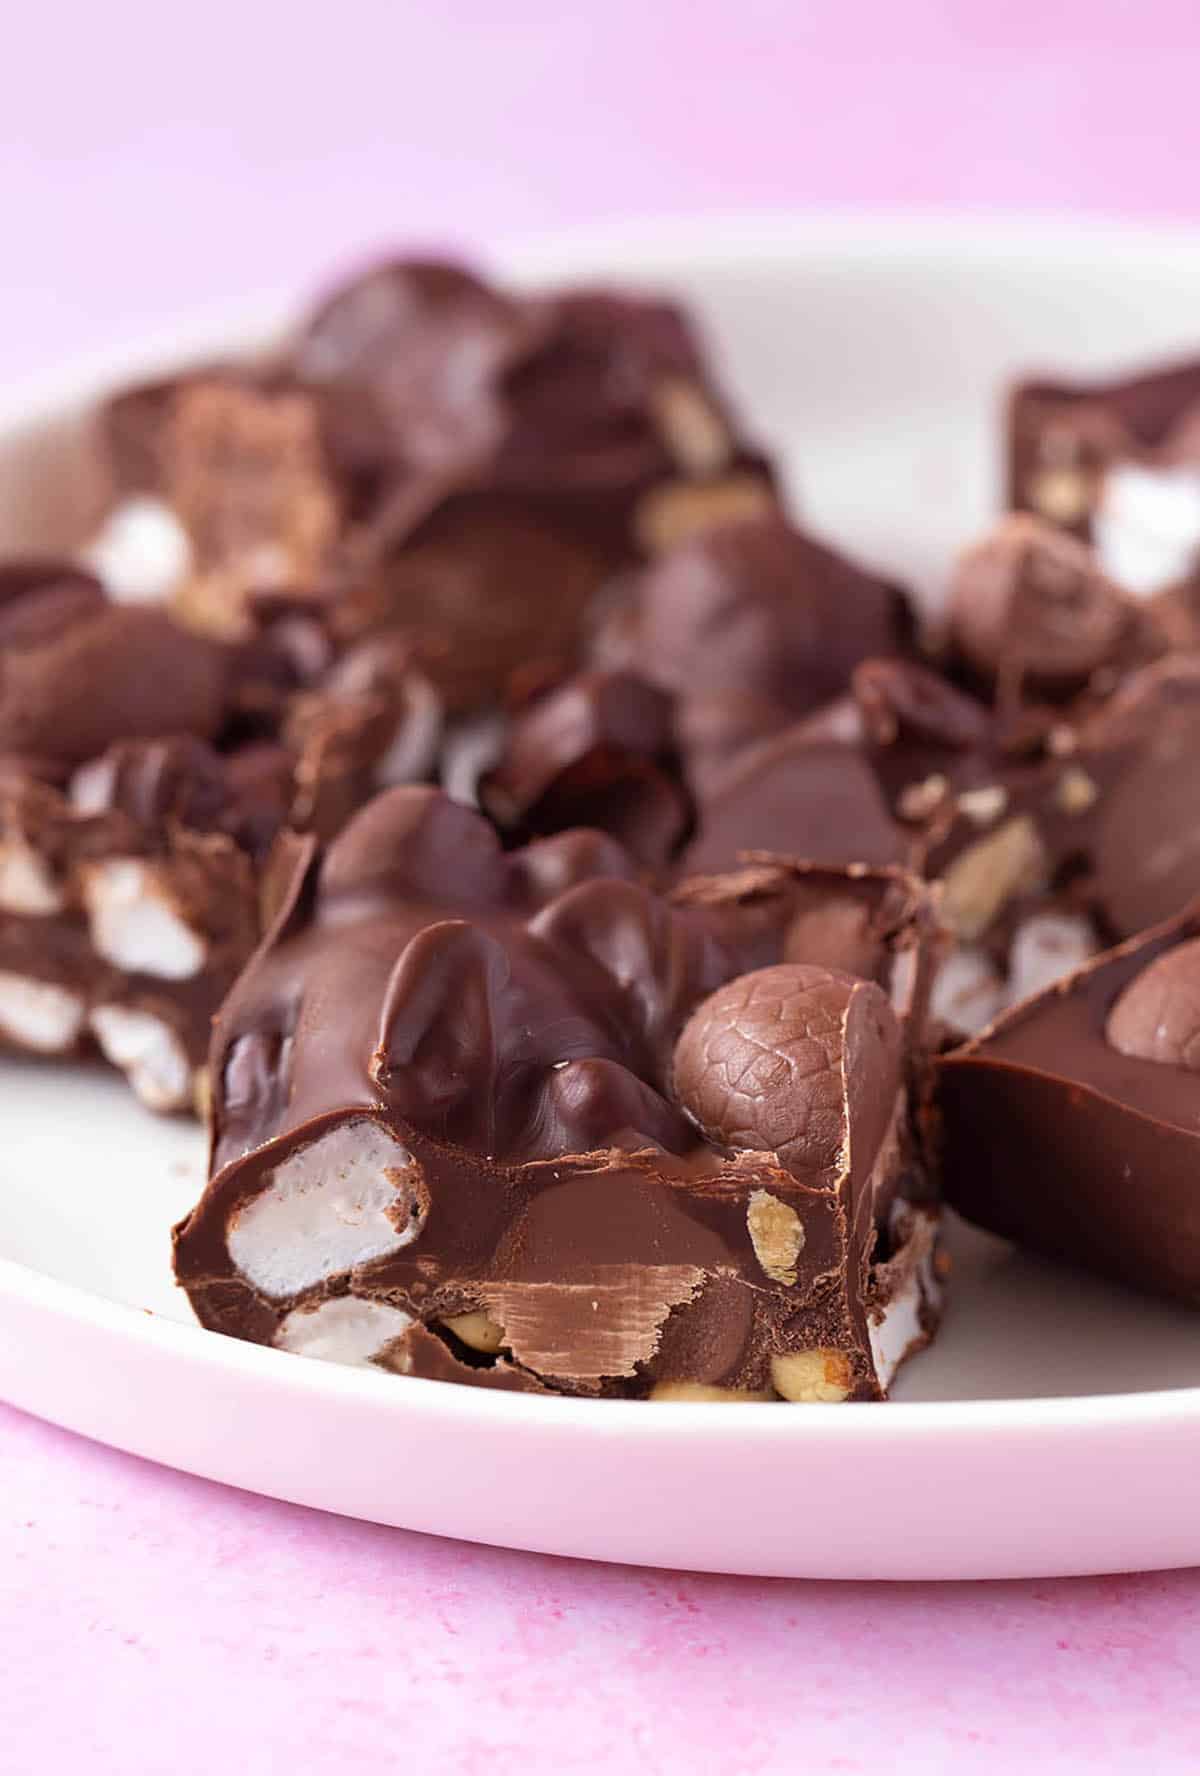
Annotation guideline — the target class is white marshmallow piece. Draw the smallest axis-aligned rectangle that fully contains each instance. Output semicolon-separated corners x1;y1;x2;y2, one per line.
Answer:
274;1296;415;1369
869;1207;941;1392
0;972;86;1053
373;674;444;788
89;1004;192;1113
228;1118;425;1299
83;497;193;604
0;841;64;915
1095;463;1200;596
929;946;1004;1038
82;858;206;981
1004;912;1097;1009
439;713;507;808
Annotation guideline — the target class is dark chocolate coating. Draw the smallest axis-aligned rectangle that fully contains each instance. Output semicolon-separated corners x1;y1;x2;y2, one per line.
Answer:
480;668;690;867
0;570;229;764
938;907;1200;1303
679;730;907;878
295;259;551;498
612;515;912;720
173;788;939;1398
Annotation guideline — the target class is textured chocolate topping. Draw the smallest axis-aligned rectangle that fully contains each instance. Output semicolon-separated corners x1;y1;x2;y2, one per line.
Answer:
939;907;1200;1302
673;964;900;1180
947;514;1136;698
174;788;940;1398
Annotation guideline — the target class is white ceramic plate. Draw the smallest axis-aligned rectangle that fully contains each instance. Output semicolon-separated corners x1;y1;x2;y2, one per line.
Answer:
2;215;1200;1581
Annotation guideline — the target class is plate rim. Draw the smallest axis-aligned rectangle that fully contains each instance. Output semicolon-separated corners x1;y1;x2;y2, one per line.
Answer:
3;206;1200;1444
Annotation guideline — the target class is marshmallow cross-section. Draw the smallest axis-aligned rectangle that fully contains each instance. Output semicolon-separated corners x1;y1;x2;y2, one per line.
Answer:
227;1118;426;1299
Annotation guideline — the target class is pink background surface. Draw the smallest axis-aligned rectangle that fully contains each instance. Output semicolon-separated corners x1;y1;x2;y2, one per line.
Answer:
6;4;1200;1768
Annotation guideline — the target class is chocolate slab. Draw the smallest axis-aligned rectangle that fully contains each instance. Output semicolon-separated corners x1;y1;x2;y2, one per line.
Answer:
173;788;941;1399
1009;356;1200;607
938;906;1200;1303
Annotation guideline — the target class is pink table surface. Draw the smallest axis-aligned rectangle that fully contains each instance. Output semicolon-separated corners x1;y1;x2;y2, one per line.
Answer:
6;3;1200;1768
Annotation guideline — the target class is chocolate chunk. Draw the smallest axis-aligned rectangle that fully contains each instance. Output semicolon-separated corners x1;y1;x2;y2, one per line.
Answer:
679;730;907;877
480;669;689;866
1074;657;1200;939
163;379;342;637
0;572;229;765
173;787;942;1399
607;514;913;721
939;907;1200;1303
1009;358;1200;601
360;487;612;711
294;257;546;479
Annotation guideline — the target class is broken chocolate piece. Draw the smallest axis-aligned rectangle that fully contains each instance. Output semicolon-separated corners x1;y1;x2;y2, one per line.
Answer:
0;566;229;764
678;728;907;877
1010;357;1200;601
173;787;941;1399
938;905;1200;1303
603;514;913;722
479;668;690;867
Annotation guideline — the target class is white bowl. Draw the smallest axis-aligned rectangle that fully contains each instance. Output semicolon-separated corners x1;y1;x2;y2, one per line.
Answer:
2;213;1200;1581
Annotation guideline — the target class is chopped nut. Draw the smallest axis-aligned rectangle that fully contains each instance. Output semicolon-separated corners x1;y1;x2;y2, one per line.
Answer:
941;814;1047;942
1029;465;1092;526
192;1064;213;1125
746;1188;805;1285
649;1381;773;1403
649;377;732;477
1056;766;1098;814
771;1349;853;1403
896;773;949;822
956;784;1008;827
1047;723;1079;757
442;1310;506;1355
634;473;775;554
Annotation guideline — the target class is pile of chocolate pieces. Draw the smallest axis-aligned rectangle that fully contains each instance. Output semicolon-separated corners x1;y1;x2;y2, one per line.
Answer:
5;259;1200;1400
